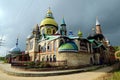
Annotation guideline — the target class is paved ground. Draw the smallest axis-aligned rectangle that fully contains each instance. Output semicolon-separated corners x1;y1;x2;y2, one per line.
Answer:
0;62;115;80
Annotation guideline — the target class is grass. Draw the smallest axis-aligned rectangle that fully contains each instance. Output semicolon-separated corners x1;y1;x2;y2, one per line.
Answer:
108;70;120;80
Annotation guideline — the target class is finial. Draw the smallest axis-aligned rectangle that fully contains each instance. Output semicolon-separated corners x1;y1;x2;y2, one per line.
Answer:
62;16;65;24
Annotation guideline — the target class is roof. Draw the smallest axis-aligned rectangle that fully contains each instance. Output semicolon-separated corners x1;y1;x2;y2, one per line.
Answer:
38;35;60;42
58;42;78;53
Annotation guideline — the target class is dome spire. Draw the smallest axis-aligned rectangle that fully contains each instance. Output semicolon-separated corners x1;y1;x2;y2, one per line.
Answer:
96;16;100;26
16;35;19;46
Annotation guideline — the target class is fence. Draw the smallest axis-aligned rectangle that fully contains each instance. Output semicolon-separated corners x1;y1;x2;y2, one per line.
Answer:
11;60;67;67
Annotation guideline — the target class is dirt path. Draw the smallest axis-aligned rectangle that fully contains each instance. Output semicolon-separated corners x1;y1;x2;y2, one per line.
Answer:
0;66;113;80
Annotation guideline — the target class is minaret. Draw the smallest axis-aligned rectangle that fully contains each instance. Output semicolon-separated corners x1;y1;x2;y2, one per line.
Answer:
96;17;102;34
60;17;67;36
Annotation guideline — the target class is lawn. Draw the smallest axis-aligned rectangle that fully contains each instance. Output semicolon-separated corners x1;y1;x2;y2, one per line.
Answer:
108;70;120;80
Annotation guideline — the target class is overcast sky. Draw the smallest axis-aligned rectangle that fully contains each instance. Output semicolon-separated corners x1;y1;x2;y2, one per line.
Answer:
0;0;120;56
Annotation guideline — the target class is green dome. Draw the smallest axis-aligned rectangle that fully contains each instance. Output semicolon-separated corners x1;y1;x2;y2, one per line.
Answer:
78;30;83;37
58;42;78;53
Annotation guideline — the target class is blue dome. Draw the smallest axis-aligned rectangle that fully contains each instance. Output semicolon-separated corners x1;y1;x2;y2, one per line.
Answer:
9;46;21;54
58;42;78;53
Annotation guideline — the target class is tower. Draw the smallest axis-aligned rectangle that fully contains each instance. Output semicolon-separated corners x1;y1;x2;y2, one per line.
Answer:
96;17;102;34
60;17;67;36
32;24;40;39
40;8;58;35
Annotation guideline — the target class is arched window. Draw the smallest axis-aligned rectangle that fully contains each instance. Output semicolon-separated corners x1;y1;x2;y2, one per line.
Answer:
53;55;56;62
53;29;56;34
46;55;49;62
47;28;51;34
47;43;52;52
50;55;52;62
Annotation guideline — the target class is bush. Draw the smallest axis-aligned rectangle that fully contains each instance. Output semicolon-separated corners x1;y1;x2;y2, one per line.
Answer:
26;61;35;68
39;62;51;68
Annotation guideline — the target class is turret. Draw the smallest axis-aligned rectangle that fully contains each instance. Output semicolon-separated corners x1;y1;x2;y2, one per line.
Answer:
96;17;102;34
60;17;67;36
32;24;40;39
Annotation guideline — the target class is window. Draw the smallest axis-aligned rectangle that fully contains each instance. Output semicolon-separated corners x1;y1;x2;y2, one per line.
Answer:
53;55;56;62
47;43;52;52
41;43;46;53
46;56;49;62
29;41;33;50
50;55;52;62
53;29;55;34
47;28;51;34
53;40;57;51
80;40;88;52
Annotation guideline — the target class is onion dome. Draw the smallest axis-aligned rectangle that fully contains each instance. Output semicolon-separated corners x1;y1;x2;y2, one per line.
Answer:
58;42;78;53
40;8;58;28
78;30;83;38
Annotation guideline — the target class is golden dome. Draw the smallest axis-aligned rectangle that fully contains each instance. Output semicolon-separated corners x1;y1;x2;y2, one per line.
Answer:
40;18;58;27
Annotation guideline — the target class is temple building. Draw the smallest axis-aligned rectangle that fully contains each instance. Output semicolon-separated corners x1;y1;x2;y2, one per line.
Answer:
25;8;115;67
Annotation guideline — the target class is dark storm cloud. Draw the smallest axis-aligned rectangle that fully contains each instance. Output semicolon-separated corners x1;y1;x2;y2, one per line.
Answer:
0;0;120;56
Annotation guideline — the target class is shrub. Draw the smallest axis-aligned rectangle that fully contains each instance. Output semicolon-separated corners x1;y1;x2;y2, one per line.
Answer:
39;62;51;68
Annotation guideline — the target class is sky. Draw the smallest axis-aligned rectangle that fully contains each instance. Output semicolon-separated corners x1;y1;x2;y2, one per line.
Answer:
0;0;120;56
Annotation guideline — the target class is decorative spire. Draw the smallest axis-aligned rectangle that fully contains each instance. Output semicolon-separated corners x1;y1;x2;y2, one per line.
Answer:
46;7;54;19
16;36;19;46
61;16;66;26
96;16;100;26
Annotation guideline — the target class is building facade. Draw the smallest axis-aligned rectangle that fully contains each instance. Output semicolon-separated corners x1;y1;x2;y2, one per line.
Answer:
25;8;115;67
